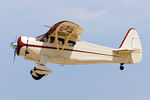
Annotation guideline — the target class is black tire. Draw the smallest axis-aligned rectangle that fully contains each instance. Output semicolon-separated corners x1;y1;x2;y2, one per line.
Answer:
31;73;45;80
31;75;42;80
120;66;124;70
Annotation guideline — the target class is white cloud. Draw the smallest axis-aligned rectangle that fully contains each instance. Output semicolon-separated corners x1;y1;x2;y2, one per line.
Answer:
55;7;107;21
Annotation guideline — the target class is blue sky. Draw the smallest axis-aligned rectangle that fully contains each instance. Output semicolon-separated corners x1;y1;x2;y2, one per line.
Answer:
1;0;150;100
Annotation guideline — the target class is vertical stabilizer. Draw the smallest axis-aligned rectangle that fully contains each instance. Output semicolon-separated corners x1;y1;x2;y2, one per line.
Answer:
119;28;142;64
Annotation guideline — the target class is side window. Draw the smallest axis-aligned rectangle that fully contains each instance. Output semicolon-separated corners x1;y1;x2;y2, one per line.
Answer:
50;36;55;43
48;36;76;46
42;36;48;42
68;40;76;46
58;38;65;45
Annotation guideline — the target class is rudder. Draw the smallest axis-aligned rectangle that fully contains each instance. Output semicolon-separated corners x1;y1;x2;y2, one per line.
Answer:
119;28;142;64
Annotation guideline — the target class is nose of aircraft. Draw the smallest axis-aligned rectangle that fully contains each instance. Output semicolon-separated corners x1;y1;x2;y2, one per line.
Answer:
10;36;19;49
10;41;18;49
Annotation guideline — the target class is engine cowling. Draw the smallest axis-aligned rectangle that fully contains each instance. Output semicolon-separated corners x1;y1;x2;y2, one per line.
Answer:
30;65;52;80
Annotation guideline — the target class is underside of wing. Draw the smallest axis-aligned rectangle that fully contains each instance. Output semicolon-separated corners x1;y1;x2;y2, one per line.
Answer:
46;21;84;42
38;21;84;56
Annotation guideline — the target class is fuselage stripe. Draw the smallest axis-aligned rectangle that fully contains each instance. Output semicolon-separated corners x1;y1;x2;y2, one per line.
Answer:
26;44;116;57
18;36;117;57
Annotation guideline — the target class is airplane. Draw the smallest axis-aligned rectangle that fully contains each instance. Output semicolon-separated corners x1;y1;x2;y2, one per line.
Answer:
10;21;142;80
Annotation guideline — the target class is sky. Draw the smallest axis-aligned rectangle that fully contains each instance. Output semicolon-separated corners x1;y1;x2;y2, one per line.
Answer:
0;0;150;100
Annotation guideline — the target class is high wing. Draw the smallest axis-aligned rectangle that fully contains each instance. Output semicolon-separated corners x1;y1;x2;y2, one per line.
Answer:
46;21;84;43
40;21;84;55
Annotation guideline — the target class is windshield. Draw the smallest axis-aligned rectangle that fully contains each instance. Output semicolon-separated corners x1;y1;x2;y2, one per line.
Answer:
36;33;48;42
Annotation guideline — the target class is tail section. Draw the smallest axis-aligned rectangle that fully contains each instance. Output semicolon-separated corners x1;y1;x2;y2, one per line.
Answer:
115;28;142;64
119;28;142;50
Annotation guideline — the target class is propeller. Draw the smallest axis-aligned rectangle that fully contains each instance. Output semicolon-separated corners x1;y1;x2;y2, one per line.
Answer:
10;36;18;64
13;48;17;64
25;37;29;56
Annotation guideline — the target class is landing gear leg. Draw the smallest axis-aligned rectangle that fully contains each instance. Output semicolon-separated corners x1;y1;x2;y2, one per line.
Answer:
120;63;124;70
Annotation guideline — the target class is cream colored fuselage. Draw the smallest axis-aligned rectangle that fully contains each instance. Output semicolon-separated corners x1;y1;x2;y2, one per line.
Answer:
18;36;131;65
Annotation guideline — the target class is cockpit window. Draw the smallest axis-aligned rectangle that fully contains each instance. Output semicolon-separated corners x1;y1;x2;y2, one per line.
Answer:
50;36;55;43
36;34;76;46
36;34;48;42
68;40;76;46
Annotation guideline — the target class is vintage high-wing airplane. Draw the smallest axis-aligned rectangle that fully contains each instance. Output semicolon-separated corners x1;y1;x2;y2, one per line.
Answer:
10;21;142;80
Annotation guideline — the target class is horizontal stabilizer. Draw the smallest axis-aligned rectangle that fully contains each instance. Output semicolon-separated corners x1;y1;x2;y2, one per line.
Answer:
113;49;134;57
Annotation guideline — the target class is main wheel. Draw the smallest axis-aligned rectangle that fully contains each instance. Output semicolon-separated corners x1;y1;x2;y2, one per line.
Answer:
120;65;124;70
32;75;42;80
31;72;45;80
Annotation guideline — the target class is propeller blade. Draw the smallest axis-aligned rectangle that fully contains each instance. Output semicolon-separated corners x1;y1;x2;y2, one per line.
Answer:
15;36;19;42
13;48;17;64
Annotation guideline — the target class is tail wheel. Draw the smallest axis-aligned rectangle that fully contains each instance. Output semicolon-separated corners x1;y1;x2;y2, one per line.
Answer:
120;63;124;70
120;65;124;70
